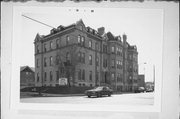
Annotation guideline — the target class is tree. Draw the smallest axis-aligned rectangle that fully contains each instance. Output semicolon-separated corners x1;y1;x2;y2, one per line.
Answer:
54;43;87;87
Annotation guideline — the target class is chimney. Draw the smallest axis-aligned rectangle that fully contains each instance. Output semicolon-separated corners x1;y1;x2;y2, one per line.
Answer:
123;34;127;43
97;27;105;36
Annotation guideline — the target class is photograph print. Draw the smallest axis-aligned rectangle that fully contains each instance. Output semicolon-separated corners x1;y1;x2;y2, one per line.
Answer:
18;7;163;107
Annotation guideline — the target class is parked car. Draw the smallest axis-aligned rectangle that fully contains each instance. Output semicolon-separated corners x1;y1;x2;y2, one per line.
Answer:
146;88;154;92
85;86;113;98
134;87;145;93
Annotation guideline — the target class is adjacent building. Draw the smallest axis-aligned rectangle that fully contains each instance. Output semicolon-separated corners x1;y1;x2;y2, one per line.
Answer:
34;19;138;92
137;74;145;88
20;66;35;89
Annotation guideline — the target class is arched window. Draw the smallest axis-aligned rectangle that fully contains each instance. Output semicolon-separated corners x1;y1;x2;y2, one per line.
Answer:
81;36;85;46
50;41;53;50
50;56;53;66
89;40;92;48
66;52;70;63
78;35;81;44
66;36;70;45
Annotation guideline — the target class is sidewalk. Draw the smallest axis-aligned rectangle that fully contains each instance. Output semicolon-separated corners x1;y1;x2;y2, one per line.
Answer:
20;92;84;98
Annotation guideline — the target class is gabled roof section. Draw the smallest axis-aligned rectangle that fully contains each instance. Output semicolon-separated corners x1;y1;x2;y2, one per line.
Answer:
20;66;35;72
106;32;115;41
76;19;86;28
34;33;43;42
43;23;75;38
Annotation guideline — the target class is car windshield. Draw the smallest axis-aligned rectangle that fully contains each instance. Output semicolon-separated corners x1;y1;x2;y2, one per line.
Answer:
93;87;104;90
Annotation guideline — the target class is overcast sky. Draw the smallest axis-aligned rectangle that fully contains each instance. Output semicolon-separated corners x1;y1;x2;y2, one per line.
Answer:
21;7;163;82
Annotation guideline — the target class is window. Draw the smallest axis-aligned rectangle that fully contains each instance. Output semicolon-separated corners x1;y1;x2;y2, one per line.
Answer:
78;52;81;62
96;72;99;82
82;69;85;80
56;71;59;81
44;72;47;81
44;44;47;52
66;52;70;63
78;35;85;46
103;44;107;53
103;58;107;68
89;40;92;48
78;69;81;80
79;83;81;87
78;35;81;44
44;57;47;67
36;45;39;53
89;71;92;81
89;55;92;65
95;43;99;51
117;47;121;55
50;41;53;50
50;71;53;81
96;57;99;66
56;39;59;48
111;59;115;68
66;36;70;45
56;55;59;65
50;56;53;66
79;25;83;30
78;52;85;63
37;73;39;82
81;53;85;63
117;60;122;69
25;72;29;75
111;46;115;53
36;59;39;68
81;36;85;46
117;73;122;82
111;73;115;80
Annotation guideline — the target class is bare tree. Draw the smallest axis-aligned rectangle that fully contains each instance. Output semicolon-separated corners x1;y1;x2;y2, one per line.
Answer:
54;43;88;87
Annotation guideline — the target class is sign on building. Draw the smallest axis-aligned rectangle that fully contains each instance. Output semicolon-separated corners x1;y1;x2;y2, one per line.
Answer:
59;78;68;86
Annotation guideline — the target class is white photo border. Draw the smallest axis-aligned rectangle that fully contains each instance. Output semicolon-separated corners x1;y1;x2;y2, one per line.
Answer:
10;5;163;112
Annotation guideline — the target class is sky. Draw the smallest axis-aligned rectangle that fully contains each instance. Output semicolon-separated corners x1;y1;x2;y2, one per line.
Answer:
21;7;163;82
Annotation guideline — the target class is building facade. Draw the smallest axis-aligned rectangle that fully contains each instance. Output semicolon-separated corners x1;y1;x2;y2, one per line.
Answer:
34;20;138;92
137;74;145;88
20;66;35;89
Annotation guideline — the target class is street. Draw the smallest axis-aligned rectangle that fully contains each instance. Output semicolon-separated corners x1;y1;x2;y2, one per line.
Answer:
21;92;154;105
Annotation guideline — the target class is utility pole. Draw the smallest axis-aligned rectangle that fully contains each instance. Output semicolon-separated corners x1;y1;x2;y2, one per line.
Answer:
153;65;155;91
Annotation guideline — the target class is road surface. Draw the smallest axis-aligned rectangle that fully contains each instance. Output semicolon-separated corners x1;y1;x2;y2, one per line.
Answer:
21;92;154;105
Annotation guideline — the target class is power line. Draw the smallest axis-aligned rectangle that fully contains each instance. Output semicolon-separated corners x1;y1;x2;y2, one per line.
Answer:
22;14;55;29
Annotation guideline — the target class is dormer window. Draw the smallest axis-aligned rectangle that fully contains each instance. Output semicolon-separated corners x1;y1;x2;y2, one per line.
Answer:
95;31;98;35
50;29;54;34
90;28;93;33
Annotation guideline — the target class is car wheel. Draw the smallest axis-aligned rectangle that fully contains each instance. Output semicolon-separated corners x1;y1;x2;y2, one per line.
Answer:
96;93;100;97
88;95;91;98
108;93;111;96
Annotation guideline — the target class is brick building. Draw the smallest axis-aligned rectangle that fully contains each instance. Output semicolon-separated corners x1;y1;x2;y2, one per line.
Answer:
34;19;138;92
